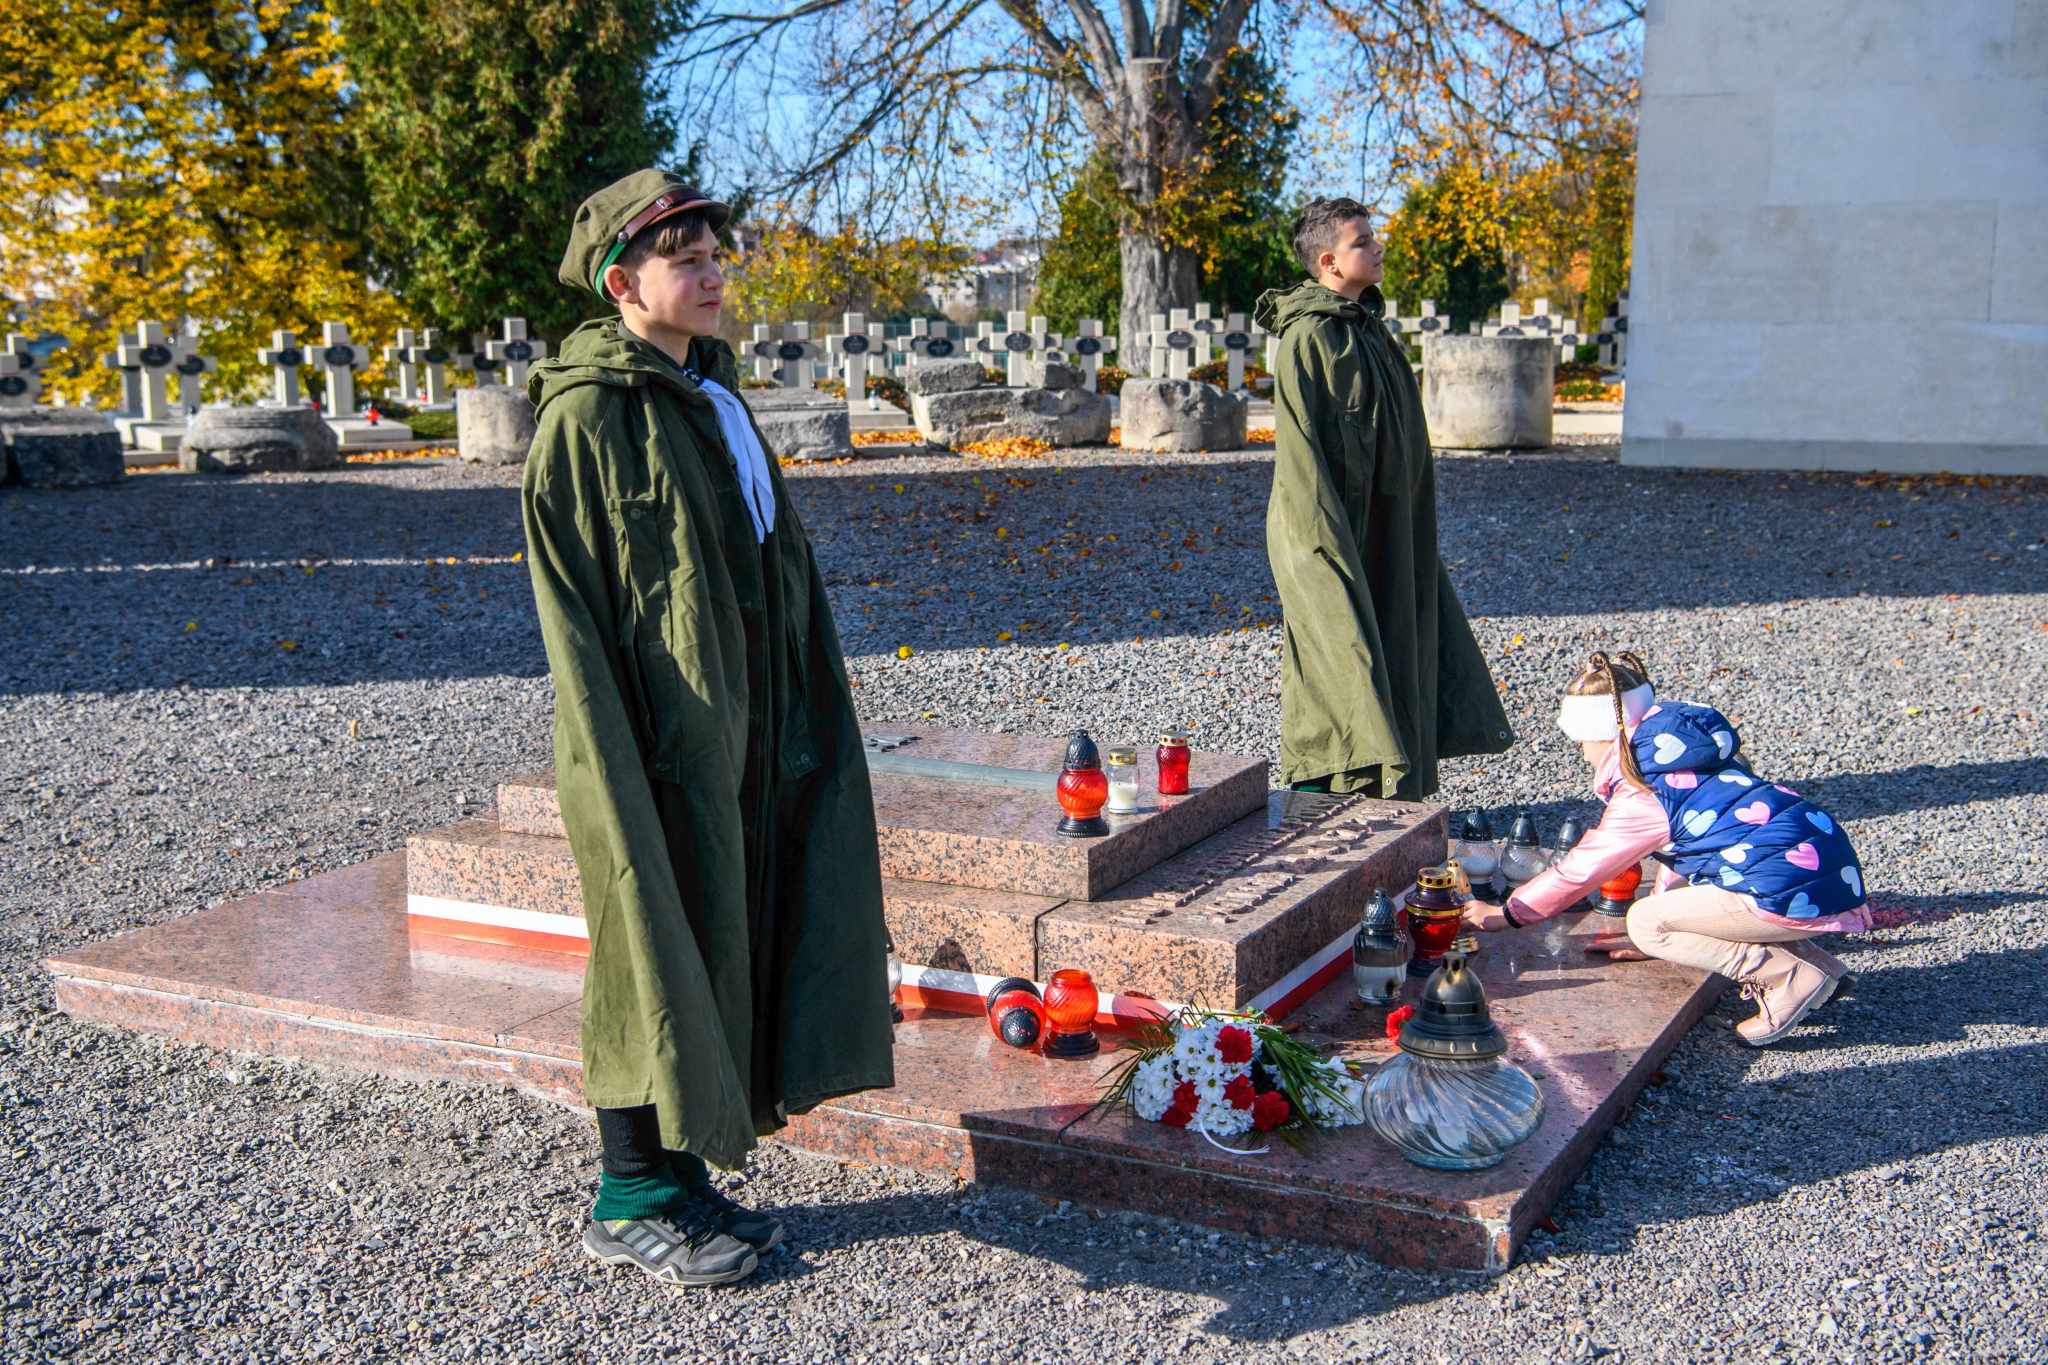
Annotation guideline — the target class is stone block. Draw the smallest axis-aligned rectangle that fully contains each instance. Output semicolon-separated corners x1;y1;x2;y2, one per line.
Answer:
2;408;126;487
912;385;1112;449
1021;359;1084;390
740;388;853;461
901;358;987;396
456;386;537;466
1421;336;1554;449
178;405;341;474
1118;378;1249;452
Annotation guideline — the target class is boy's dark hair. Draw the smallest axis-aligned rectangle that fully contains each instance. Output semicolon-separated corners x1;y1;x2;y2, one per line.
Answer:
1292;197;1373;276
613;208;719;277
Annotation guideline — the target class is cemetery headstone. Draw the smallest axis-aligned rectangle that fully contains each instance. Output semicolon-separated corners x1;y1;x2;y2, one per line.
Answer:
1142;311;1201;382
129;331;218;455
1187;303;1219;370
1596;289;1630;370
895;318;959;365
383;328;421;404
171;337;217;415
1218;312;1262;391
100;330;144;418
976;312;1060;386
180;406;340;474
403;330;457;407
313;322;370;416
456;333;496;388
2;407;125;486
1421;335;1554;449
117;322;181;420
0;335;50;410
486;318;548;387
1068;319;1118;392
257;329;311;407
827;312;887;402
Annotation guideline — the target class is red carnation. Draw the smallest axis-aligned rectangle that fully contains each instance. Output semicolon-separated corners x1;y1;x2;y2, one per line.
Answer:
1223;1075;1256;1111
1162;1103;1194;1128
1171;1079;1197;1112
1385;1004;1415;1039
1216;1025;1255;1065
1252;1091;1290;1132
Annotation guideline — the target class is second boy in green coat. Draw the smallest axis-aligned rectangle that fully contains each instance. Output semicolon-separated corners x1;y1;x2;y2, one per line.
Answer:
1254;197;1514;800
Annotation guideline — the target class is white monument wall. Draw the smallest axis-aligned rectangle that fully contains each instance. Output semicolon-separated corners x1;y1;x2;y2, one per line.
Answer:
1623;0;2048;474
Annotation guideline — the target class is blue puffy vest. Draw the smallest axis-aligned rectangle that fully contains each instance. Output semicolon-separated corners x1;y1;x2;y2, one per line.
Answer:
1630;702;1866;921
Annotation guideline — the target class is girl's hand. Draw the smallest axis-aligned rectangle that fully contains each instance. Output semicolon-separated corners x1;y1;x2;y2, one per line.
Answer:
1461;905;1510;933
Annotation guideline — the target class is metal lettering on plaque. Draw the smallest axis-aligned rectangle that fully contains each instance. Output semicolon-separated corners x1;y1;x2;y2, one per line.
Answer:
859;732;1057;791
1166;329;1195;350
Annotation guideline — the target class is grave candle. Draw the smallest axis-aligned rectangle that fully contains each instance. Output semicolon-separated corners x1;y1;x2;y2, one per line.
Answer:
1403;869;1466;976
1155;734;1190;795
1593;864;1642;918
984;977;1046;1049
1041;969;1101;1059
1054;730;1110;838
1104;746;1140;813
1500;812;1548;888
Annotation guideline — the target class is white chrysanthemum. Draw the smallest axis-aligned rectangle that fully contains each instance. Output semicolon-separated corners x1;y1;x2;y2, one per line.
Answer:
1192;1071;1230;1107
1171;1021;1219;1067
1131;1055;1178;1121
1192;1095;1254;1136
1298;1057;1368;1126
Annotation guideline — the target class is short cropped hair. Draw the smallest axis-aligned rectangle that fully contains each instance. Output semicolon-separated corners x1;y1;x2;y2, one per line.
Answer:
613;208;719;276
1291;197;1373;275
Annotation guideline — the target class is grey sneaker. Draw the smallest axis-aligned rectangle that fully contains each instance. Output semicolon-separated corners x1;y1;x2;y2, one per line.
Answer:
581;1208;758;1287
688;1183;786;1252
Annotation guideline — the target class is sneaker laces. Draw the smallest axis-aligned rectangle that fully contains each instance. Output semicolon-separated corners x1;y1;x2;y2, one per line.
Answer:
644;1202;722;1249
688;1183;743;1218
1737;976;1772;1004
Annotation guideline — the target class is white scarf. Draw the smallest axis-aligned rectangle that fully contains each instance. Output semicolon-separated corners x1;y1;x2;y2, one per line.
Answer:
697;378;776;543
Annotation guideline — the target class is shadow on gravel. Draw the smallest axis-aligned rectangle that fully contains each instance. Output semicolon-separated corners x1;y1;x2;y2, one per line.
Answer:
1806;756;2048;818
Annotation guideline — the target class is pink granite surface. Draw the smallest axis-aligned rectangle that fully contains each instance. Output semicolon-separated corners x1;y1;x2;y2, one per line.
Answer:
488;724;1270;902
881;878;1060;981
1036;792;1446;1007
406;819;583;919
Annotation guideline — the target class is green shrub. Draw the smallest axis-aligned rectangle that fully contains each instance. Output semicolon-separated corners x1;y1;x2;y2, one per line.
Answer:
407;411;457;439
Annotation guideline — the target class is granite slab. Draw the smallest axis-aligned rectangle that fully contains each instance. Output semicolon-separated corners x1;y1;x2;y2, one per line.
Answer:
405;818;585;951
45;852;1718;1270
492;724;1271;901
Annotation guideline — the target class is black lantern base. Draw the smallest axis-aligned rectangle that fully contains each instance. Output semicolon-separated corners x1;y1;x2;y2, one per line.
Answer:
1046;1028;1100;1058
1407;954;1443;978
1591;895;1631;917
1056;814;1110;838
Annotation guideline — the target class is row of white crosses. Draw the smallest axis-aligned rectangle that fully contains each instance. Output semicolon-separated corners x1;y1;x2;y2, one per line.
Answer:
1138;306;1264;389
99;322;217;420
257;318;546;412
749;314;1129;394
974;312;1060;385
0;334;58;409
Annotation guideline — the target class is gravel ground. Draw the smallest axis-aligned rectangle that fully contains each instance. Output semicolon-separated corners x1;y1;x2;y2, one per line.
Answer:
2;448;2044;1364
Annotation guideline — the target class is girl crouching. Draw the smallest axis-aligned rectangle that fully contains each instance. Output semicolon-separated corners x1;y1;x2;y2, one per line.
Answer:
1462;652;1869;1045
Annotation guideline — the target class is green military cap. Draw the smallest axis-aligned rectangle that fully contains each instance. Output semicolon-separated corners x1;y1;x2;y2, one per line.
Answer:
558;170;733;299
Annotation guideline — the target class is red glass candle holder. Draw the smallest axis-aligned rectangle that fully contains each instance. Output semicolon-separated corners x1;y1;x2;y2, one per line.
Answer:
1593;864;1643;918
988;989;1047;1049
1042;968;1101;1058
1055;730;1110;837
1404;868;1466;977
1156;734;1191;795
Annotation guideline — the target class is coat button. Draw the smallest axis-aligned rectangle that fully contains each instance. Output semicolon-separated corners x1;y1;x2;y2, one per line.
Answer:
629;508;645;520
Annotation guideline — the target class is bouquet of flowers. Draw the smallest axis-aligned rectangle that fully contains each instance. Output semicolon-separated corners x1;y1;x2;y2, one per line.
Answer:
1101;1007;1367;1148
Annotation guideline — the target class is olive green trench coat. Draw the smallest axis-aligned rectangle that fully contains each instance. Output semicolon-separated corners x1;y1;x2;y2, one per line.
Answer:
521;320;894;1169
1253;281;1514;799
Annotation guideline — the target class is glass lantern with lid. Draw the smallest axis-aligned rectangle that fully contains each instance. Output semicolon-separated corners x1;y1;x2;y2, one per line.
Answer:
1365;936;1546;1170
1499;811;1549;890
1055;730;1110;837
1451;812;1501;896
1155;734;1191;795
1104;746;1141;813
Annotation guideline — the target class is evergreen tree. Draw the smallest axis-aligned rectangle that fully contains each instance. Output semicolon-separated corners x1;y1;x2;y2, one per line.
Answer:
332;0;687;345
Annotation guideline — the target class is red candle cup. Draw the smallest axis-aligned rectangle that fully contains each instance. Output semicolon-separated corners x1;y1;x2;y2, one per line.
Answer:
1042;968;1101;1058
1156;734;1191;795
1593;864;1644;918
1055;730;1110;837
988;989;1047;1049
1404;868;1466;977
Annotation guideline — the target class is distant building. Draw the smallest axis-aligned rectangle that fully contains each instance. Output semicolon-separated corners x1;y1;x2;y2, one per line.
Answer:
924;237;1042;322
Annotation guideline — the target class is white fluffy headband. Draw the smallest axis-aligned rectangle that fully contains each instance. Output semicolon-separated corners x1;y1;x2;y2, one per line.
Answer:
1557;684;1655;743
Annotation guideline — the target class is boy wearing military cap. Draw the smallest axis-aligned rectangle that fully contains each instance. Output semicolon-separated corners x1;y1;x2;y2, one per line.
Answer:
523;170;896;1287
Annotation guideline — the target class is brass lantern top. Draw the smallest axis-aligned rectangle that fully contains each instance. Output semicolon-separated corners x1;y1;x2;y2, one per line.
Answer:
1397;937;1509;1061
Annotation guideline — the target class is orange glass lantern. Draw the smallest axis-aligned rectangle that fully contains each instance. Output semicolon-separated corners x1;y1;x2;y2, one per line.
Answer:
1404;867;1466;976
1055;730;1110;837
1155;733;1191;795
1042;968;1101;1058
984;976;1047;1049
1593;863;1643;918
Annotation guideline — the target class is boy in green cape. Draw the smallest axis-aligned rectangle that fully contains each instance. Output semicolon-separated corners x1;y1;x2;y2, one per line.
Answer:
523;170;896;1287
1253;197;1514;800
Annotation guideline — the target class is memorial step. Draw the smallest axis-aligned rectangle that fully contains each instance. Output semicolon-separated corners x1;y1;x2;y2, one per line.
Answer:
498;725;1270;902
45;859;1716;1272
409;788;1445;1012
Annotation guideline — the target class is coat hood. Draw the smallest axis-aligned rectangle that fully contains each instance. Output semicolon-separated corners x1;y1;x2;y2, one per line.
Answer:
1253;280;1385;337
1631;702;1744;777
527;318;740;419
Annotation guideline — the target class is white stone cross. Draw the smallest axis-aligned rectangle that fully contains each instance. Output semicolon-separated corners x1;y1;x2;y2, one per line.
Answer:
1596;289;1630;370
1144;310;1201;381
168;333;217;414
1186;303;1219;370
456;333;497;387
977;311;1060;386
313;322;370;415
1068;319;1118;392
101;330;144;416
257;329;311;407
115;321;181;420
894;318;960;365
383;328;420;404
827;312;887;400
1;334;52;409
486;318;548;387
404;330;455;405
1217;312;1264;391
751;322;822;389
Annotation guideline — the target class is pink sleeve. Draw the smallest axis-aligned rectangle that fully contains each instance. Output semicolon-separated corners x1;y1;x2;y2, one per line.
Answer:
1506;783;1670;925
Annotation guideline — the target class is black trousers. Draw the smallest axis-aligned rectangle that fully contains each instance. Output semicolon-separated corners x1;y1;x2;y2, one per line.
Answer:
596;1105;710;1184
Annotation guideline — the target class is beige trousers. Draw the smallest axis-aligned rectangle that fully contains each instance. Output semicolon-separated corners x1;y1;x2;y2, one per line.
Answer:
1625;883;1845;980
